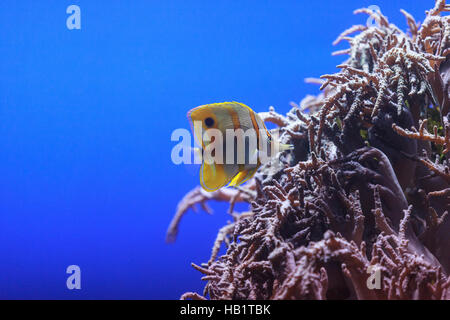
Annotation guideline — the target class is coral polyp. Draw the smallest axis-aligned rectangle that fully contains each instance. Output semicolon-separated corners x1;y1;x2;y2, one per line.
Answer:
168;0;450;300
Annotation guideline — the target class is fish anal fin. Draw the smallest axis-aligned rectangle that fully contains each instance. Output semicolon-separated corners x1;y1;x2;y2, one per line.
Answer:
200;162;231;192
229;167;258;187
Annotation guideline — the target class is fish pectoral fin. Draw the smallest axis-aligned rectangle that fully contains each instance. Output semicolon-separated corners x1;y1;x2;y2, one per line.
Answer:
280;143;294;151
200;162;232;192
229;167;258;187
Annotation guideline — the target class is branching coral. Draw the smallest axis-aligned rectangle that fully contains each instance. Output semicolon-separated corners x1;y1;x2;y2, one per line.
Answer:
169;1;450;300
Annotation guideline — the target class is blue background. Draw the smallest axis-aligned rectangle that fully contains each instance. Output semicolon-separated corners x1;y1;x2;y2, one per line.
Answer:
0;1;430;299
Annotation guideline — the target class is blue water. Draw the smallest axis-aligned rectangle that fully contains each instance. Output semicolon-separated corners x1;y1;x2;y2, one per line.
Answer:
0;0;429;299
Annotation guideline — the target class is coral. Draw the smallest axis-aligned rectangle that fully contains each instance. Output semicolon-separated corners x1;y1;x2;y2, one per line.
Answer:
169;1;450;300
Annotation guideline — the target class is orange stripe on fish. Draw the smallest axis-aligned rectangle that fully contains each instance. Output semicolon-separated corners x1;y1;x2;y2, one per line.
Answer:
224;104;245;172
224;104;241;131
248;110;261;166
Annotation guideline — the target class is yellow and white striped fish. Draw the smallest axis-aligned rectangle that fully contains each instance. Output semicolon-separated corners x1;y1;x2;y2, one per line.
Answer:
187;102;292;192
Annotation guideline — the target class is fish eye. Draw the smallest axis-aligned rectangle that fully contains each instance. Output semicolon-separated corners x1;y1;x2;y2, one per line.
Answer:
204;117;214;127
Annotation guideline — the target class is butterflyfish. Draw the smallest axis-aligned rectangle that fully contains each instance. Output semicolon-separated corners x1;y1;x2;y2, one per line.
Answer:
187;102;293;192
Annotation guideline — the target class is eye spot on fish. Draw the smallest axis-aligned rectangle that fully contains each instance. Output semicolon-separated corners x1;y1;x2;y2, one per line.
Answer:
205;117;214;127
